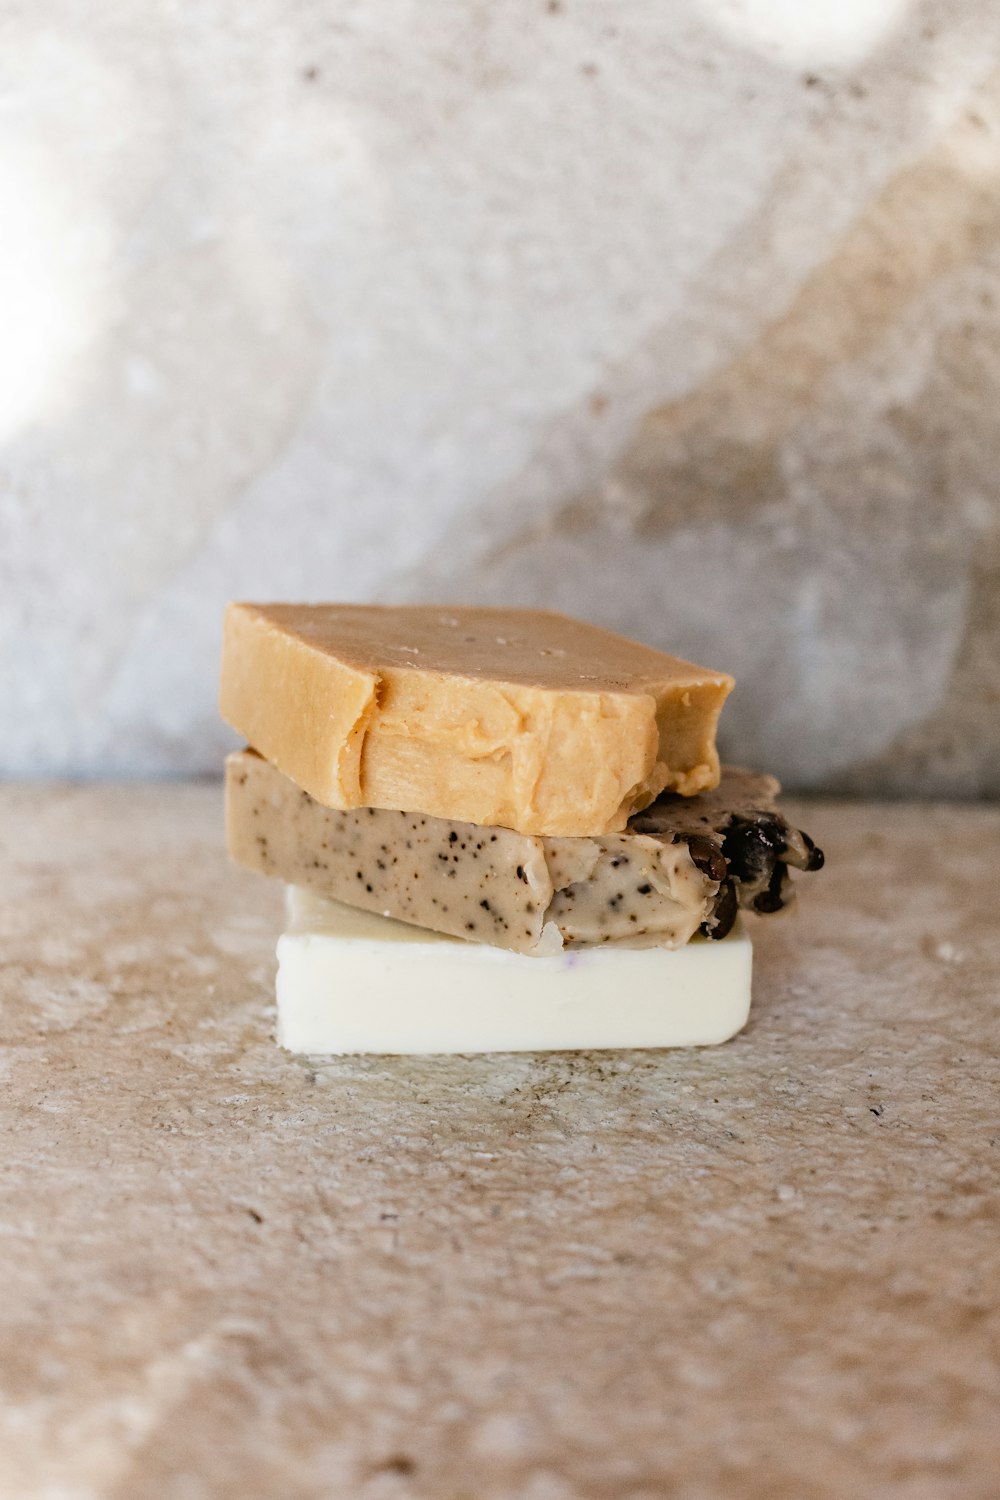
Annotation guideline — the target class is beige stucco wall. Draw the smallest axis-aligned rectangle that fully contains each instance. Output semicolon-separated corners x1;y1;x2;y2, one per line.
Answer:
2;0;998;792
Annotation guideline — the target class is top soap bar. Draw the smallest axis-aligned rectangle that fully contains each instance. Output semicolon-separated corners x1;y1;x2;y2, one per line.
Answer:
219;603;734;836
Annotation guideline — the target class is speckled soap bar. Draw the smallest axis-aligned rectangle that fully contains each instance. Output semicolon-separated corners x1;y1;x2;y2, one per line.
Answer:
226;750;822;957
227;750;714;955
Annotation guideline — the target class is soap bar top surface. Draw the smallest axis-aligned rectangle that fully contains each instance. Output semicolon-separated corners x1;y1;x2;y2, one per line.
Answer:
219;603;734;835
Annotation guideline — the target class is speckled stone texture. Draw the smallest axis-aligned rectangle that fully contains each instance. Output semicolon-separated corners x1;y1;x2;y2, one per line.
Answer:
2;2;1000;794
0;784;997;1499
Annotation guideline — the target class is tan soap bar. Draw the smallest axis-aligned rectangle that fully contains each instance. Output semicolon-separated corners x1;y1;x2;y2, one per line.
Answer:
220;604;734;836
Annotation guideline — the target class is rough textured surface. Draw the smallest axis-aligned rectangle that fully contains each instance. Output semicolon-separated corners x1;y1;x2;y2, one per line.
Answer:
3;3;1000;793
1;782;998;1499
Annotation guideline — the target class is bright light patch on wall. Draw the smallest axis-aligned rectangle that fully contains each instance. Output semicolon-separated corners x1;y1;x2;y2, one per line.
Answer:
0;154;104;442
695;0;910;69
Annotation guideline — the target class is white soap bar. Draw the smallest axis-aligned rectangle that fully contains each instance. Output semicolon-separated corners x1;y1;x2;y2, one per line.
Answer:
276;887;752;1055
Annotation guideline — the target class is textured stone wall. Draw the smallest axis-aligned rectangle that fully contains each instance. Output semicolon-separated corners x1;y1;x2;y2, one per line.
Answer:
2;0;998;793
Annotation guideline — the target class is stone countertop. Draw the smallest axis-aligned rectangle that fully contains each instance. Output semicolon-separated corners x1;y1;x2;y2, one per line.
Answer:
0;785;997;1500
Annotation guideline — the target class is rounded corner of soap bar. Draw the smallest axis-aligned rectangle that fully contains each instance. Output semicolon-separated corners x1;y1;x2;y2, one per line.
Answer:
274;893;753;1056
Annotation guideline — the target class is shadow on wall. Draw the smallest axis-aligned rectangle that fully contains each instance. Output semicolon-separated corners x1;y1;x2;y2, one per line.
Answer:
394;63;1000;797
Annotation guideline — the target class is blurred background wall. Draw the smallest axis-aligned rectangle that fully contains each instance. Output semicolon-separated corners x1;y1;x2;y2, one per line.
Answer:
1;0;999;794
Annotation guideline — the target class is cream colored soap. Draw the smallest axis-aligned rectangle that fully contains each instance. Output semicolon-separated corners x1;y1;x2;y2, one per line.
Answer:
220;604;734;836
276;888;753;1055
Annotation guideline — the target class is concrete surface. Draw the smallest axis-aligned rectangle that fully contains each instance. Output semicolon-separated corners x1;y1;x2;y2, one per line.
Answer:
2;2;1000;793
0;783;997;1498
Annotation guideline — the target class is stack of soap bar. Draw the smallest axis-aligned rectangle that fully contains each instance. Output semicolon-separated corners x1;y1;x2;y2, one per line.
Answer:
277;888;753;1055
220;603;822;1055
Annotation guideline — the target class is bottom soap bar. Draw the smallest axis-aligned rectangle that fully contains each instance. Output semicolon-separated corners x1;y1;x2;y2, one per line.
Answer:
276;887;753;1055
